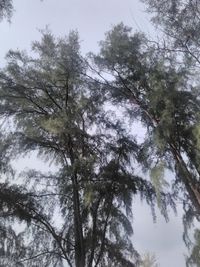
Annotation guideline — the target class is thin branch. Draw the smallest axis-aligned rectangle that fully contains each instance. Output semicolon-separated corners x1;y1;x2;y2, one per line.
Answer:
16;250;59;263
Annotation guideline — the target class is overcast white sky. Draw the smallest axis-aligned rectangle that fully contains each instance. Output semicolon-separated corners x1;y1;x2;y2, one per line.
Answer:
1;0;190;266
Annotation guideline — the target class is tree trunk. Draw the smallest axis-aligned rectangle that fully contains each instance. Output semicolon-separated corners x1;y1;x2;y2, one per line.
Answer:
72;173;85;267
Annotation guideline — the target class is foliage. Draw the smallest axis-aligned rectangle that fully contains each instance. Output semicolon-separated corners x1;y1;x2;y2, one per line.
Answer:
0;0;13;21
0;29;172;267
91;23;200;267
187;229;200;267
142;0;200;66
140;0;200;263
93;22;200;214
1;2;198;265
140;253;159;267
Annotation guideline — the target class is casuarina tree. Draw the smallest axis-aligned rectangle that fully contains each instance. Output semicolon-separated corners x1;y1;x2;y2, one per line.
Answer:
0;29;170;267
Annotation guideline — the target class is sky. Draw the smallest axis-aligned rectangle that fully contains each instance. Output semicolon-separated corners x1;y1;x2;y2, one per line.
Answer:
0;0;191;266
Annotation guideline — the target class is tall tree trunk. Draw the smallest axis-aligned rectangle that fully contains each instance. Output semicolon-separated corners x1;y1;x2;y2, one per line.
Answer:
67;133;85;267
72;173;85;267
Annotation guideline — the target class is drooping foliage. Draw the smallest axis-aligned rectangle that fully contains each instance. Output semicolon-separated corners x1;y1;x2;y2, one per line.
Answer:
0;1;198;265
92;23;200;217
187;229;200;267
0;29;171;267
0;0;13;21
140;0;200;263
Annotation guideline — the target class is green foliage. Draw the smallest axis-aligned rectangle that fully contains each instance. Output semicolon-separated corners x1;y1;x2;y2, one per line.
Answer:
150;162;169;207
1;6;197;265
0;29;169;267
140;252;159;267
0;0;13;21
142;0;200;66
91;21;200;267
187;229;200;267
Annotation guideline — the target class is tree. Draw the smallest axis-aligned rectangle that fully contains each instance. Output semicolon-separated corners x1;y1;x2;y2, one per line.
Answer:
92;22;200;221
142;0;200;66
139;0;200;262
0;0;44;21
0;0;13;21
0;30;170;267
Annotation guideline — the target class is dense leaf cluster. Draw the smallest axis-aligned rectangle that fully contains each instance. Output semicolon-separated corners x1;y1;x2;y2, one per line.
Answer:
0;30;174;267
1;0;200;266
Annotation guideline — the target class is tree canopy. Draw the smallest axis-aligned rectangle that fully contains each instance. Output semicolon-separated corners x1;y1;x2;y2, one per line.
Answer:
0;29;173;267
92;22;200;217
1;1;200;266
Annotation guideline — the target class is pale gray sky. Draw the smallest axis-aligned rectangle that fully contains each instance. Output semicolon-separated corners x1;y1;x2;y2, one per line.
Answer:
1;1;189;266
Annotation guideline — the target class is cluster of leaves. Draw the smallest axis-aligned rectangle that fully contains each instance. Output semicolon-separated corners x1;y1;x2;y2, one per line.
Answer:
0;0;13;21
0;29;176;267
140;253;159;267
93;22;200;210
142;0;200;66
1;0;200;266
140;0;200;265
91;21;200;265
